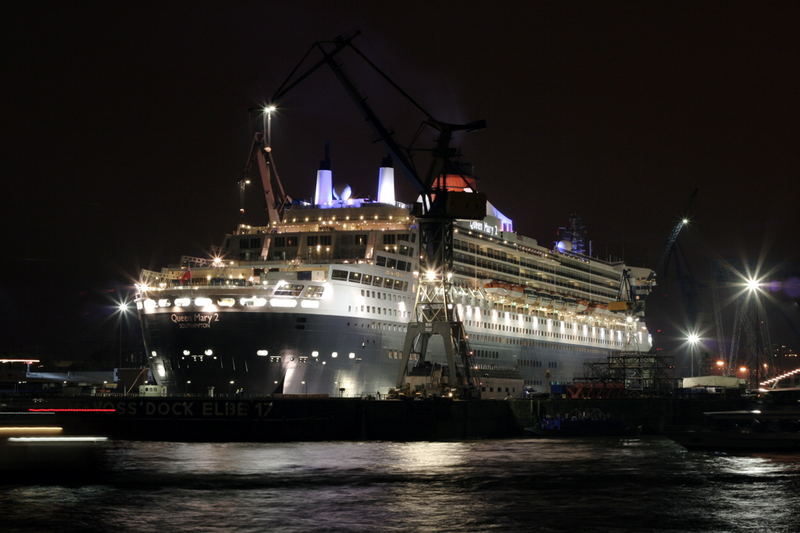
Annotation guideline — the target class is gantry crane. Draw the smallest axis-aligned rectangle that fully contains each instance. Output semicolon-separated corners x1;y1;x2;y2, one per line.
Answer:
270;32;487;398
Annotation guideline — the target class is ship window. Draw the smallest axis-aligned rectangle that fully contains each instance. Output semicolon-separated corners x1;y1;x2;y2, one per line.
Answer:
304;286;324;299
397;260;406;271
362;274;372;285
307;235;319;246
383;234;396;245
355;234;367;245
274;284;304;296
286;236;298;246
349;271;362;283
394;279;403;290
383;278;393;289
376;256;387;267
332;269;348;281
373;276;383;287
274;237;286;247
386;258;397;269
320;235;332;245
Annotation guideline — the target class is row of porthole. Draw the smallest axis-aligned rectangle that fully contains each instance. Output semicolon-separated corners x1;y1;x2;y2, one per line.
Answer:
180;349;214;356
173;348;358;360
141;297;321;310
256;349;357;360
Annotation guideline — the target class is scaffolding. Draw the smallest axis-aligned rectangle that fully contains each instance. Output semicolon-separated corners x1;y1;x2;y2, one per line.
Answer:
576;351;677;397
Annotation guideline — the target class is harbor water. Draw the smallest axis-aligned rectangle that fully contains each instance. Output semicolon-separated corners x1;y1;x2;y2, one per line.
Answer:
2;437;799;532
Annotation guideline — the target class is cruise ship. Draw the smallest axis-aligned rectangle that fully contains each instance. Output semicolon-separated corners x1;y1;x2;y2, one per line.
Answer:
134;154;655;398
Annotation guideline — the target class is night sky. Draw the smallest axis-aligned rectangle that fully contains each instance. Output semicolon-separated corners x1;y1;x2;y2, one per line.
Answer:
3;2;799;363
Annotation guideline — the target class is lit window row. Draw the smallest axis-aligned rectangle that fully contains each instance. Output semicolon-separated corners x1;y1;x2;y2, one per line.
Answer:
139;296;322;310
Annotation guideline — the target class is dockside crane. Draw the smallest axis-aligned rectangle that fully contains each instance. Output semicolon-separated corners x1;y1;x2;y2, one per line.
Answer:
270;32;487;398
239;128;290;225
652;188;700;328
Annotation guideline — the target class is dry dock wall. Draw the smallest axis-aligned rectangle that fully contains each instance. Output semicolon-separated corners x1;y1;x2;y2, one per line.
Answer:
2;397;521;441
2;396;751;441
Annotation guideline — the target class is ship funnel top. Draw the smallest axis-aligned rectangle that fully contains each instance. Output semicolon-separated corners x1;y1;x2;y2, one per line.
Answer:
319;141;332;171
377;156;395;205
314;141;333;206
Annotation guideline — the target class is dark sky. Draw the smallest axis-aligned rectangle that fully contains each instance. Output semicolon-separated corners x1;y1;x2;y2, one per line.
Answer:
3;2;799;360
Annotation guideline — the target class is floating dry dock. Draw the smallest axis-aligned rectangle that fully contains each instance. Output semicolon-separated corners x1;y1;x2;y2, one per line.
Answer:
2;397;522;441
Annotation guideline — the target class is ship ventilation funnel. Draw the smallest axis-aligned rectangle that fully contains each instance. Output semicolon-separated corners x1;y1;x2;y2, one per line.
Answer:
377;156;395;204
314;142;333;206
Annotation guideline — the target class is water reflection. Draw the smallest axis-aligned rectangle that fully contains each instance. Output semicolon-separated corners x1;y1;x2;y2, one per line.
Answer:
390;442;470;472
1;438;798;532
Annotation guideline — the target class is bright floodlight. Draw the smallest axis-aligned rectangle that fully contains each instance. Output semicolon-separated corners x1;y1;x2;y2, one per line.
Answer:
745;277;761;292
687;333;700;345
118;302;130;313
681;218;689;224
264;104;277;113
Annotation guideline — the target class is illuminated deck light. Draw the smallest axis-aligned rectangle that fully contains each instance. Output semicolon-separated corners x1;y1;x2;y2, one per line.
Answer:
271;298;298;308
0;427;63;435
8;436;108;443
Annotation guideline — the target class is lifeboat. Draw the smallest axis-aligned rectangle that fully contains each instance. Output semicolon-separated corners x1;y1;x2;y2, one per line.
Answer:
484;281;524;300
523;288;540;305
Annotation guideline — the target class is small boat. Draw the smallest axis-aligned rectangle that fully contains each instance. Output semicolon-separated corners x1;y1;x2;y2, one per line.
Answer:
523;288;539;305
666;388;800;452
525;409;632;437
483;281;524;300
540;294;553;307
